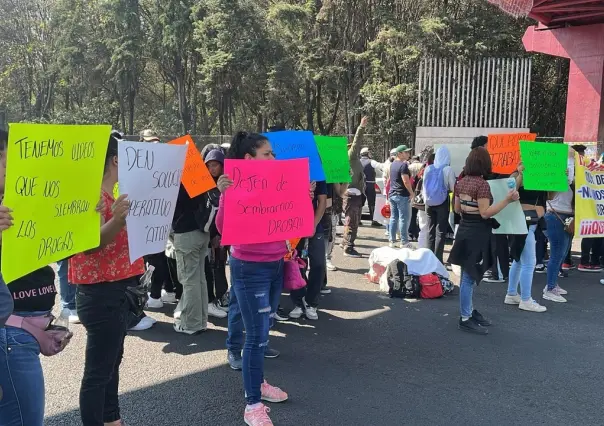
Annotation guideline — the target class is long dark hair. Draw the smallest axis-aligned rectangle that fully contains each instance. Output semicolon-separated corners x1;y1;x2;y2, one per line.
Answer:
226;131;268;160
104;135;119;171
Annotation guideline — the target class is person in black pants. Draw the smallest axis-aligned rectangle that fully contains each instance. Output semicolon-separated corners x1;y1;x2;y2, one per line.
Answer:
289;181;327;320
145;252;177;307
483;234;509;282
423;147;456;263
360;148;381;226
579;238;604;272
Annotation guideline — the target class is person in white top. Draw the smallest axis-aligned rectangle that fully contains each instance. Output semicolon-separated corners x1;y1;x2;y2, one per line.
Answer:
421;146;456;263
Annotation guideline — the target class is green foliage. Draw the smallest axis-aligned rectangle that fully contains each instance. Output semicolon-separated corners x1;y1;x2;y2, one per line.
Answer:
0;0;567;138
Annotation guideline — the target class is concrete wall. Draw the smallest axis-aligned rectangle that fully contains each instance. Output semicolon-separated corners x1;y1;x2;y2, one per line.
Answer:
415;126;531;153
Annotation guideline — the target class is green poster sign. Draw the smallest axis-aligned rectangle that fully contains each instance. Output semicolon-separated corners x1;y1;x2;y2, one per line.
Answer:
314;135;351;183
520;141;568;192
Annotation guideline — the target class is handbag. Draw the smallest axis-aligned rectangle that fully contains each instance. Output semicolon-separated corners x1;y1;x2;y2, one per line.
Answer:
547;201;575;236
128;266;154;317
5;314;73;357
283;251;307;292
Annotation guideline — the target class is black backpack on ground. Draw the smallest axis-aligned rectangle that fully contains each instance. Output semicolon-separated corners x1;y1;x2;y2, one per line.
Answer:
386;259;420;299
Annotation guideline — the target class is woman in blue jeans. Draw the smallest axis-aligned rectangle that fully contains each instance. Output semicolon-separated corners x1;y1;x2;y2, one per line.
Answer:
504;164;547;313
216;132;293;426
449;147;518;335
543;187;574;303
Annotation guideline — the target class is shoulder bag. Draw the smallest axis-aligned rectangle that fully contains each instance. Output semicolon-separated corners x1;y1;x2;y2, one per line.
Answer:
547;201;575;236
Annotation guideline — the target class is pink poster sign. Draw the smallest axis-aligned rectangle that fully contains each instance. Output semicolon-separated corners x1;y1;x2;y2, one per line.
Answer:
221;159;314;245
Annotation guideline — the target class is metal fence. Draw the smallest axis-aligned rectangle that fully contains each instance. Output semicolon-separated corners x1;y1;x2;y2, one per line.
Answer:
417;57;532;129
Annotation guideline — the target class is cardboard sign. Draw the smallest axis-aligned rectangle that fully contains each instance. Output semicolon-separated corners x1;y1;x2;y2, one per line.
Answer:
575;156;604;237
1;124;111;283
519;142;568;192
487;179;528;235
487;133;536;174
118;141;187;263
262;131;326;181
221;159;315;245
168;135;216;197
314;136;351;183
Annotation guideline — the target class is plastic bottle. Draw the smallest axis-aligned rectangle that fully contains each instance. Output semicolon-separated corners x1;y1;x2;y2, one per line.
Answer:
53;309;70;331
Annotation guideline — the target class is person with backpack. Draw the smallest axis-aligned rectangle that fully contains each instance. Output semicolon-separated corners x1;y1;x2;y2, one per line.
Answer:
422;146;456;263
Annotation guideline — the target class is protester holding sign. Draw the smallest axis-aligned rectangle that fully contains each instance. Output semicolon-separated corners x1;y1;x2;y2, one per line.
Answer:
216;132;291;426
68;135;145;426
449;147;519;335
504;163;547;313
0;131;59;426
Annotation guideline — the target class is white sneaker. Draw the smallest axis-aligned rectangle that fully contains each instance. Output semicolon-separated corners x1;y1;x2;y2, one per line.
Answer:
65;308;80;324
519;299;547;313
326;261;337;271
543;285;567;295
504;294;521;305
174;310;182;320
128;316;155;331
289;306;304;319
388;242;396;248
543;289;567;303
146;295;163;309
208;302;227;319
173;321;203;335
305;306;319;320
161;290;177;304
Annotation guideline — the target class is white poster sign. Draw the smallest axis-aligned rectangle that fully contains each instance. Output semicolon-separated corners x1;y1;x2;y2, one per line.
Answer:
487;179;528;235
118;141;188;263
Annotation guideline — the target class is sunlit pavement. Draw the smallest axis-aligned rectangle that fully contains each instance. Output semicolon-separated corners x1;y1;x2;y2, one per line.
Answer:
44;227;604;425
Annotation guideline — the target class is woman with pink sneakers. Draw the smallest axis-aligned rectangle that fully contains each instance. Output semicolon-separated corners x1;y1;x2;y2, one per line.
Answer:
216;132;292;426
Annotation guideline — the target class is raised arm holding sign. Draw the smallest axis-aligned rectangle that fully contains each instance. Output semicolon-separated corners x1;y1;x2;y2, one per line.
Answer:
1;124;111;283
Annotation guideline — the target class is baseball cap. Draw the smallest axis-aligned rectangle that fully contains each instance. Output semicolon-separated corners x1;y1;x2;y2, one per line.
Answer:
395;145;412;153
360;147;370;155
140;129;160;142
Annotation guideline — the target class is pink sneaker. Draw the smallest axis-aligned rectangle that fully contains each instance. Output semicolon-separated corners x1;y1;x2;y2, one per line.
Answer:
244;404;273;426
261;380;289;403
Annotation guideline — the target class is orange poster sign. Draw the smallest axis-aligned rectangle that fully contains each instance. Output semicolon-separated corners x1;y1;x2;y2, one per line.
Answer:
487;133;536;174
168;135;216;197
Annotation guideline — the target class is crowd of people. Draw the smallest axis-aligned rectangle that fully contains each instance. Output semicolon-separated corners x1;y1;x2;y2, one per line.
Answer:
0;120;597;426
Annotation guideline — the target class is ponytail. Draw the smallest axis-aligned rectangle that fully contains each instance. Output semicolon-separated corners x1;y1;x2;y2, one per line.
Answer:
226;131;268;160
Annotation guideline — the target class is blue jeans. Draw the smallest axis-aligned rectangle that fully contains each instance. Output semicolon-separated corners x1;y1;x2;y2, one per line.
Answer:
57;260;76;310
508;225;537;301
226;257;284;405
389;194;411;244
459;270;475;319
0;313;46;426
544;212;572;291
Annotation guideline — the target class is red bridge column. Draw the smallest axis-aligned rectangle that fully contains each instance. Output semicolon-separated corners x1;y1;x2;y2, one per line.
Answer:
523;24;604;143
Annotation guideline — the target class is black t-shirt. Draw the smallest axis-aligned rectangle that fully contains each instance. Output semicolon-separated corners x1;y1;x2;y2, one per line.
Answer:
313;181;328;232
7;266;57;312
389;161;411;197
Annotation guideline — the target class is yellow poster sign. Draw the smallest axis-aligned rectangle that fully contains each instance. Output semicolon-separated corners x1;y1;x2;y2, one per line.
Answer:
1;124;111;283
574;155;604;238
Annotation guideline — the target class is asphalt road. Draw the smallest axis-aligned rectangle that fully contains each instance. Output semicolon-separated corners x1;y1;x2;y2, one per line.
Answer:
42;224;604;426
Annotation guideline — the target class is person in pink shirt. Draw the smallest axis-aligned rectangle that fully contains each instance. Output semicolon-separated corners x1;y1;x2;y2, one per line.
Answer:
215;132;290;426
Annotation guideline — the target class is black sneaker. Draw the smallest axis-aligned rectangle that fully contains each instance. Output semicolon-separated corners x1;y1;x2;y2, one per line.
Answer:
458;317;488;335
343;248;362;258
274;308;289;322
264;347;280;359
482;271;505;283
535;264;546;274
471;309;492;327
558;270;568;278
